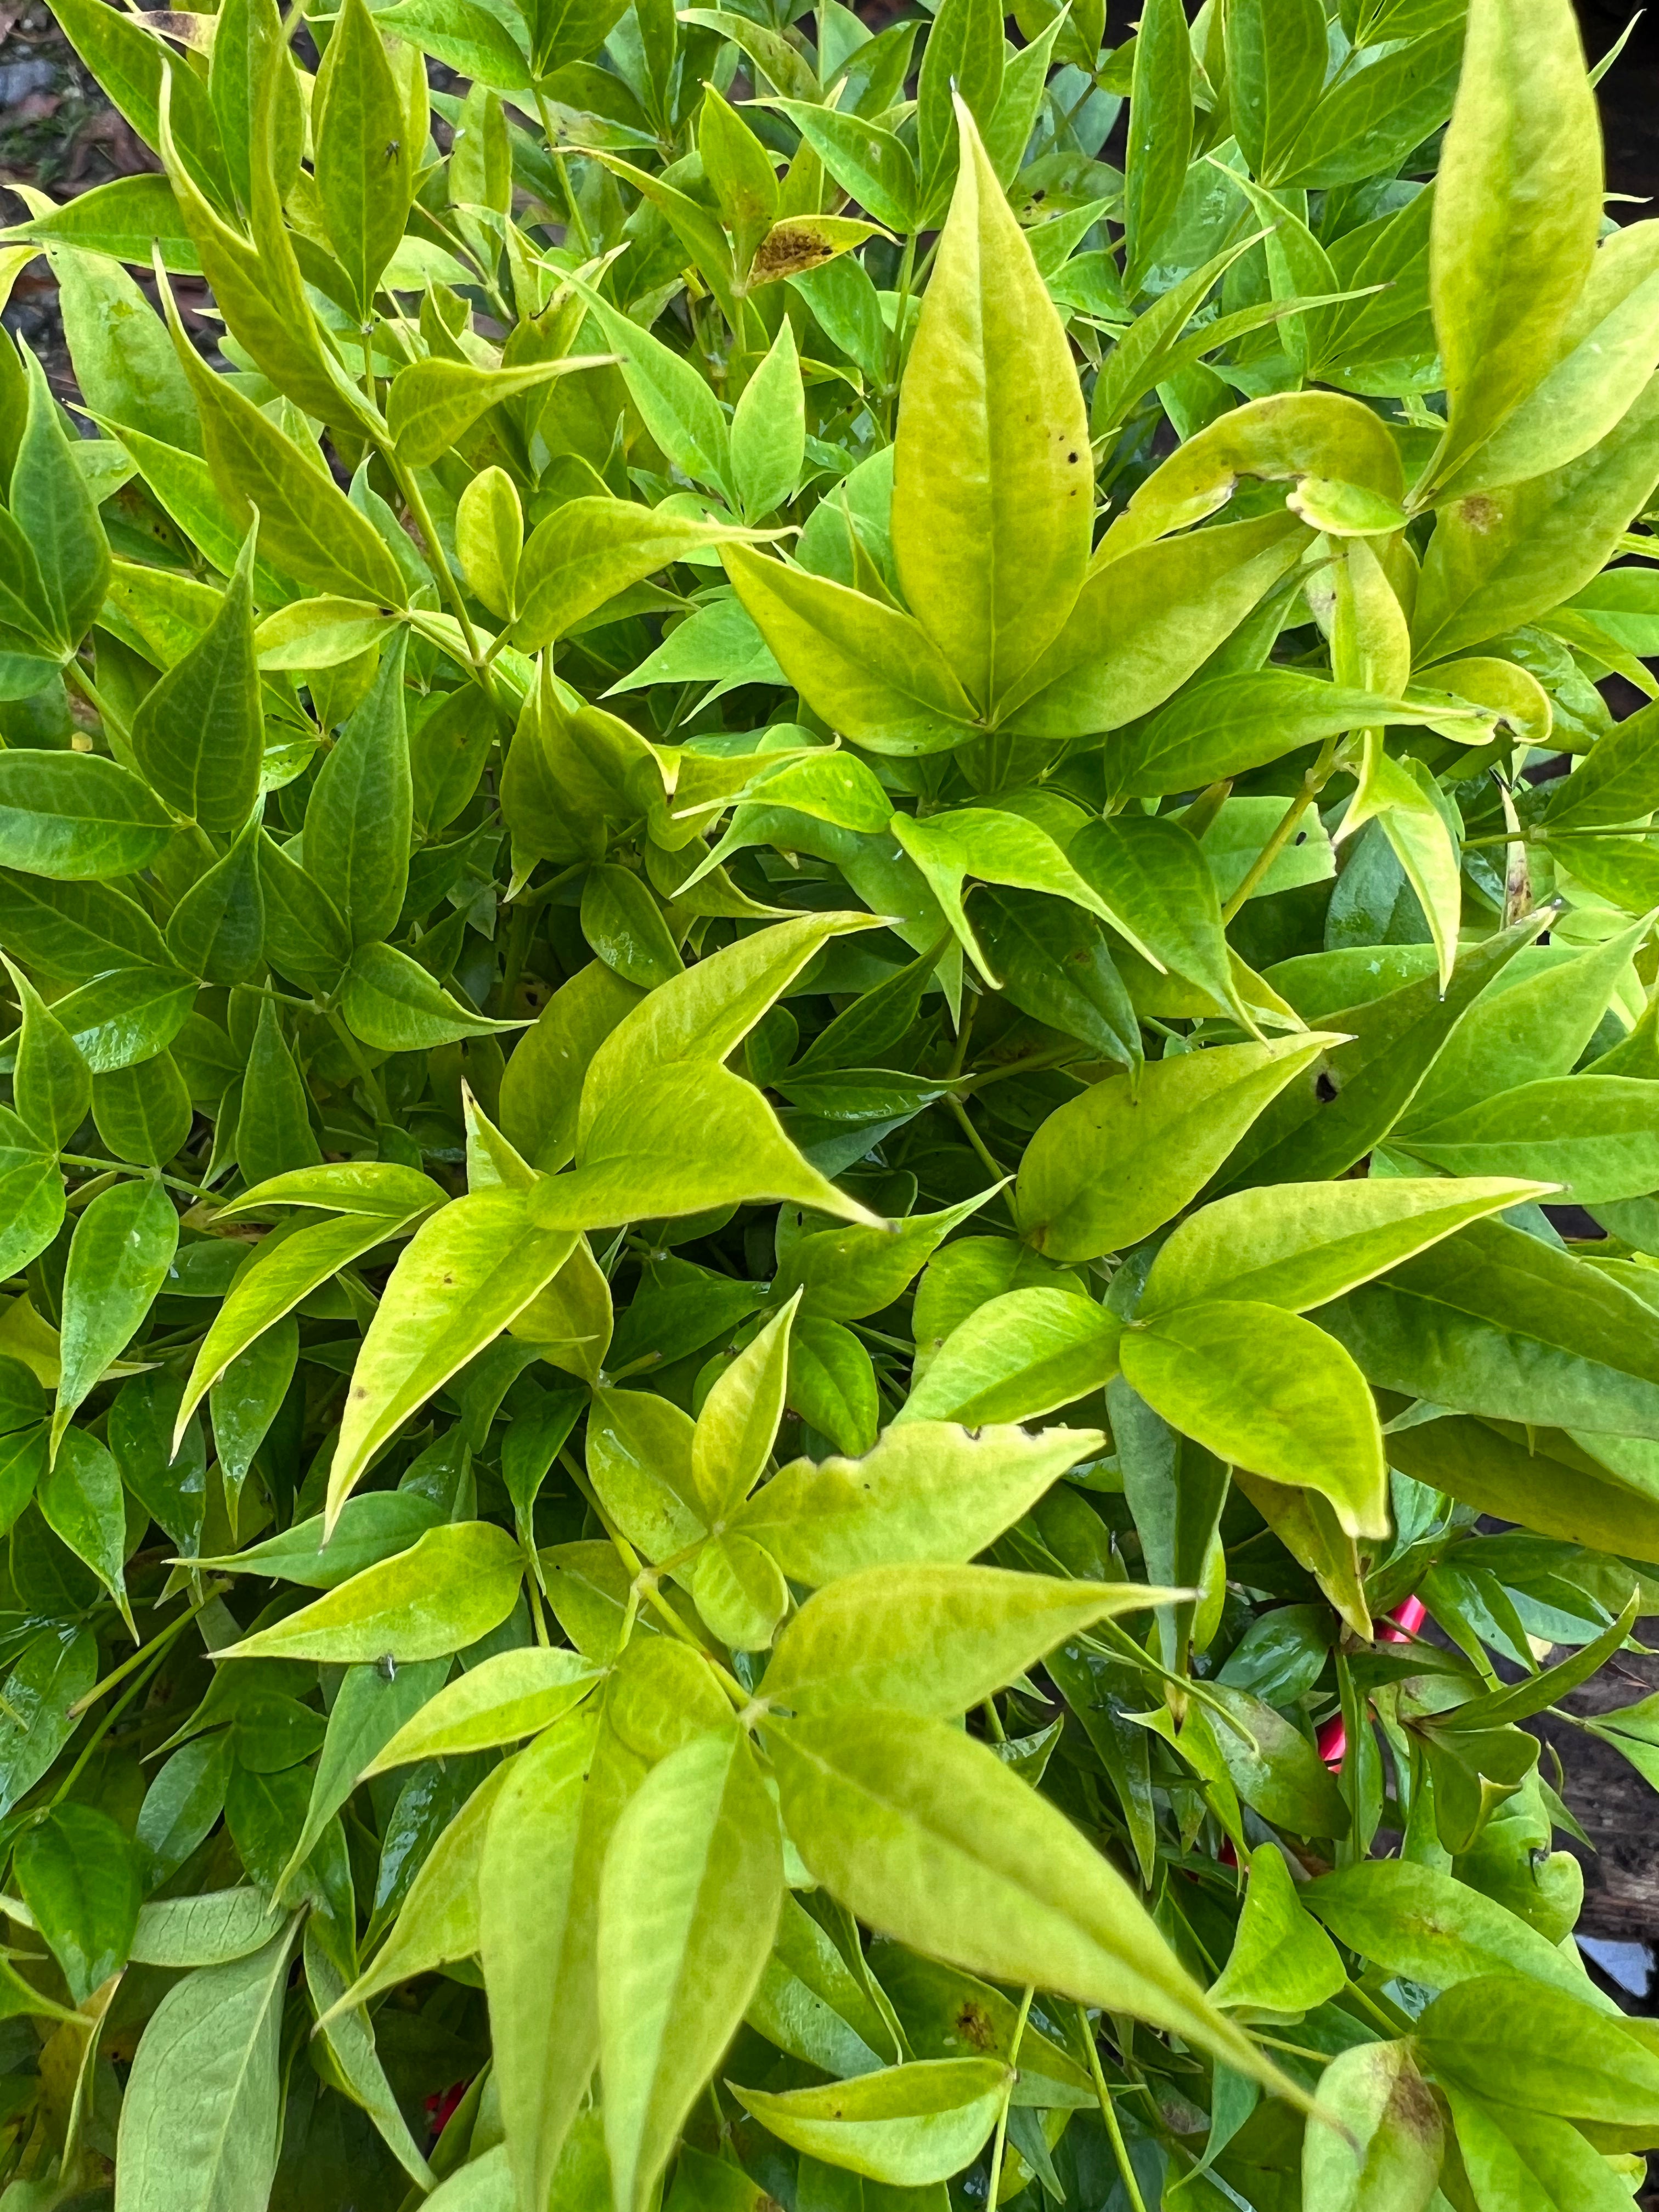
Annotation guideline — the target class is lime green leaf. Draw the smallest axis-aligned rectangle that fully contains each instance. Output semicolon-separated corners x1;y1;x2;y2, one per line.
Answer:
723;545;978;756
1016;1037;1335;1262
730;1421;1103;1584
326;1193;578;1524
360;1649;602;1776
891;810;1156;983
219;1522;524;1663
389;354;612;469
162;282;405;606
174;1207;433;1444
691;1291;799;1521
194;1494;441;1588
1396;1074;1659;1203
1302;2040;1442;2212
731;315;805;524
1002;512;1307;744
766;1706;1301;2098
774;1187;1000;1325
1413;381;1659;663
896;1288;1121;1426
1425;0;1601;493
1417;1973;1659;2126
480;1706;611;2212
1121;1301;1387;1538
513;499;770;654
1103;392;1406;558
763;1565;1175;1719
341;941;522;1051
1139;1177;1547;1317
1305;1860;1620;2008
533;1063;881;1234
313;0;415;315
1207;1843;1346;2018
729;2061;1008;2187
1220;915;1547;1190
326;1764;512;2016
600;1729;784;2212
691;1533;791;1650
1108;670;1478;797
891;101;1090;713
1444;2086;1632;2212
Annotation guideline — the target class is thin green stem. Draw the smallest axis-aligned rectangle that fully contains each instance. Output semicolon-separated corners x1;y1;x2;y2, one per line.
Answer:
510;862;588;910
1077;2004;1148;2212
983;1986;1033;2212
945;1093;1004;1183
60;1154;206;1200
523;1550;551;1646
1219;745;1334;926
1251;2032;1339;2062
52;1635;176;1809
534;84;595;256
958;1045;1086;1094
67;1585;222;1718
946;990;977;1079
885;230;918;423
324;1010;391;1124
388;454;487;678
1344;1980;1406;2036
62;658;131;748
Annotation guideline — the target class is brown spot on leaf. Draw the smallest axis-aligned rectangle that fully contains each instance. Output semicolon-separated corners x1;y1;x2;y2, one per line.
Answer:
750;225;838;286
1459;495;1499;533
957;2001;997;2051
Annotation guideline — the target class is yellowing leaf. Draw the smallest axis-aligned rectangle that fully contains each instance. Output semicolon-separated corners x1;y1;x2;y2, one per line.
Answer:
766;1706;1302;2100
1120;1302;1390;1538
729;2060;1010;2187
763;1565;1176;1719
217;1522;524;1663
1301;2041;1442;2212
599;1730;783;2212
1016;1037;1338;1262
360;1649;602;1775
326;1194;578;1526
388;354;613;466
891;101;1090;713
1139;1177;1548;1318
691;1290;799;1521
730;1422;1102;1584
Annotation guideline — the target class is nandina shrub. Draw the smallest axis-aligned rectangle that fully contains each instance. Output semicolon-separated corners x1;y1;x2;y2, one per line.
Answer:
0;0;1658;2200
